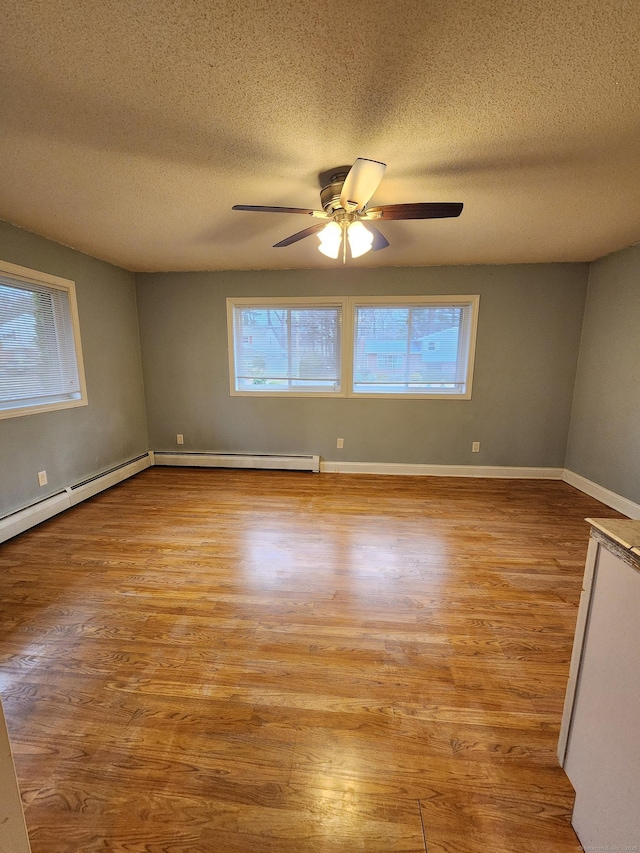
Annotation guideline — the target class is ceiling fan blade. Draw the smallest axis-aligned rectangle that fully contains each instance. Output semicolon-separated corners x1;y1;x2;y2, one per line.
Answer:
273;222;328;248
340;158;386;211
367;202;463;220
367;224;390;251
233;204;318;215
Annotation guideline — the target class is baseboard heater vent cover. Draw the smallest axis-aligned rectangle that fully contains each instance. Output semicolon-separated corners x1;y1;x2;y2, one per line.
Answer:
154;452;320;473
68;452;152;505
0;452;153;543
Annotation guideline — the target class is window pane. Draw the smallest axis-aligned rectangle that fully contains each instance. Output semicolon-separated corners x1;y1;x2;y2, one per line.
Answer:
232;303;342;393
353;303;472;395
0;274;83;415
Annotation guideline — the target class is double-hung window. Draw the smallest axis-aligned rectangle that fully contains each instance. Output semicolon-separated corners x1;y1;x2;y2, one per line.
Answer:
228;297;344;395
0;260;87;419
227;294;478;399
351;295;479;398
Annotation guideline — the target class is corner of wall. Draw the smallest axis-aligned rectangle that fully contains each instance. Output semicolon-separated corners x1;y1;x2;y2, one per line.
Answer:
563;259;594;470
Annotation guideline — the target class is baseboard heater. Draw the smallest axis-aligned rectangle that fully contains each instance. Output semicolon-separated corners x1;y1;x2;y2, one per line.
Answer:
68;453;152;505
0;452;153;544
153;451;320;473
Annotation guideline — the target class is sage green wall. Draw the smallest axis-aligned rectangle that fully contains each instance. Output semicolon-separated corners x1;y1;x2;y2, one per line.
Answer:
136;264;588;468
565;244;640;504
0;221;148;516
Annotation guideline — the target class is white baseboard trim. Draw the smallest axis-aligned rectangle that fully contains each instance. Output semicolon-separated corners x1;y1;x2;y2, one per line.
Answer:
0;452;153;544
3;454;636;544
320;461;565;479
562;469;640;519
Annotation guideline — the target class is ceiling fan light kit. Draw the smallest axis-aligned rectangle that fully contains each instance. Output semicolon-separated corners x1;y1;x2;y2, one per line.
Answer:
232;158;463;263
317;221;342;259
347;221;374;258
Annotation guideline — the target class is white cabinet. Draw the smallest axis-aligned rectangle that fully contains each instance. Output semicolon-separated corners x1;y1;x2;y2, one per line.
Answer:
558;520;640;851
0;697;32;853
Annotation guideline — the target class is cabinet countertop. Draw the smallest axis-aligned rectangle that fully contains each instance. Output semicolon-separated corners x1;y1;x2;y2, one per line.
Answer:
587;518;640;560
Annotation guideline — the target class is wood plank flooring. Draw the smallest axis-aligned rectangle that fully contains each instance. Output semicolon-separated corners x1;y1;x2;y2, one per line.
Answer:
0;468;623;852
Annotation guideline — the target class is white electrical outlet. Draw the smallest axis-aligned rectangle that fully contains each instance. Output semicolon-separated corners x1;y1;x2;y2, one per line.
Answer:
472;441;480;453
337;438;344;449
38;470;48;486
177;434;184;445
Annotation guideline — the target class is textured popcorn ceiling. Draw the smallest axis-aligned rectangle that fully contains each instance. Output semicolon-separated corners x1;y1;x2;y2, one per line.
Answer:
1;0;640;271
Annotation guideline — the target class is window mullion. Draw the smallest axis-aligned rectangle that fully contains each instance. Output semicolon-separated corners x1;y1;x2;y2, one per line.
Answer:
287;309;292;388
405;307;413;391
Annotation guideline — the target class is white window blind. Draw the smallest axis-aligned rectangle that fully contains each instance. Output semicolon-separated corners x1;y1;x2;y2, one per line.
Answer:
0;265;86;418
231;302;343;394
352;299;477;396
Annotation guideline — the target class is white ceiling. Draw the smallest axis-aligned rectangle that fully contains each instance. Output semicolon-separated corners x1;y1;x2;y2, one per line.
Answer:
1;0;640;272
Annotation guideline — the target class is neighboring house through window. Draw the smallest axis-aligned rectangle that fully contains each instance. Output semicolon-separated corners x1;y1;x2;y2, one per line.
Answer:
376;352;404;369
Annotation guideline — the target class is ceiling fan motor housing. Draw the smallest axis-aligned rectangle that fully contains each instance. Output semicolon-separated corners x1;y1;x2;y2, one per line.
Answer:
320;173;349;213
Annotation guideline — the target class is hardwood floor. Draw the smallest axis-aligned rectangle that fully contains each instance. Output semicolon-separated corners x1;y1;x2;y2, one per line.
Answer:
0;468;622;852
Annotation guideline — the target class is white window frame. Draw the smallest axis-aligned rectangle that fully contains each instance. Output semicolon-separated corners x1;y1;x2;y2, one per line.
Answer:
227;296;347;397
0;260;88;420
226;294;479;400
350;295;479;400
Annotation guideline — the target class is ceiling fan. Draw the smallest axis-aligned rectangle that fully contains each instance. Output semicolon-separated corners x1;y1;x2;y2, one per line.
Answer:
232;158;463;261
